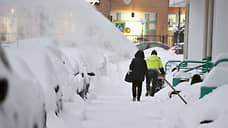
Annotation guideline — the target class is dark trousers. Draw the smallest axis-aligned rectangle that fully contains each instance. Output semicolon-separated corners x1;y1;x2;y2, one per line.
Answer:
146;69;158;96
132;81;142;100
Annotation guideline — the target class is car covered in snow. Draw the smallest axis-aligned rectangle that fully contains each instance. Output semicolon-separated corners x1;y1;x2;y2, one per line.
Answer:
0;46;47;128
136;41;170;51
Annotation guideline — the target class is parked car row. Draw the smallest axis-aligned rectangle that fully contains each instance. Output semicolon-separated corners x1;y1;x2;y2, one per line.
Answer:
136;41;170;51
0;39;97;128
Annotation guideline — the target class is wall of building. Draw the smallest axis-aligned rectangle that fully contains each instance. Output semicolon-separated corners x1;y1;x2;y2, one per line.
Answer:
168;7;185;14
212;0;228;59
188;0;228;60
96;0;111;18
187;0;205;60
110;0;169;36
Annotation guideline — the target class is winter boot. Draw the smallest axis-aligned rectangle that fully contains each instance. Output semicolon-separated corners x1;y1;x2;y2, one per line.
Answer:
150;92;154;97
132;97;136;101
137;97;140;101
145;92;149;96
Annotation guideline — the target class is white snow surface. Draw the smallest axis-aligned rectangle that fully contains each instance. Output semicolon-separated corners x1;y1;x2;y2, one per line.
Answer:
2;37;228;128
1;0;228;128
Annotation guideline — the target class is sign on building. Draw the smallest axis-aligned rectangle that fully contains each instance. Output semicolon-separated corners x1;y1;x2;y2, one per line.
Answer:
114;21;126;33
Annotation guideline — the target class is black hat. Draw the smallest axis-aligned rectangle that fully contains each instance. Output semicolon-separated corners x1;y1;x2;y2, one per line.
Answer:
151;50;157;55
135;50;145;58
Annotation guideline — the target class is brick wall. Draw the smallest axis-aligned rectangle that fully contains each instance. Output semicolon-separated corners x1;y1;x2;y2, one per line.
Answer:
96;0;111;18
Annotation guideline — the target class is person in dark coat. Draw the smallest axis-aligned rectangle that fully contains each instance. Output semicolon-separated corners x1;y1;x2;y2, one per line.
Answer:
129;50;148;101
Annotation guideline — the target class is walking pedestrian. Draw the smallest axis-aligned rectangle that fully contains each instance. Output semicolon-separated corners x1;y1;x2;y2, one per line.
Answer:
145;50;165;96
129;50;147;101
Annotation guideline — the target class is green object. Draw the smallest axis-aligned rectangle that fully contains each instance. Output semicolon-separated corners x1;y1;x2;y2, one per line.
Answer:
169;57;215;88
176;59;213;74
203;56;212;62
214;59;228;67
177;60;206;72
200;86;217;99
173;78;180;87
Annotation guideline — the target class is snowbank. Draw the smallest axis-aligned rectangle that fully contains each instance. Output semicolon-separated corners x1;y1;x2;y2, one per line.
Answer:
1;0;137;127
203;53;228;87
203;67;228;87
4;38;80;113
0;47;46;128
178;84;228;128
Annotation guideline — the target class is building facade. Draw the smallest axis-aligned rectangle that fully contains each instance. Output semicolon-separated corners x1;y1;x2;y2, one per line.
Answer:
96;0;169;43
0;0;186;46
95;0;186;46
186;0;228;60
168;7;185;46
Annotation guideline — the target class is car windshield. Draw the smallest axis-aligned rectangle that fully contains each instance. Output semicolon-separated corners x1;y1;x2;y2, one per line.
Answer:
136;42;170;51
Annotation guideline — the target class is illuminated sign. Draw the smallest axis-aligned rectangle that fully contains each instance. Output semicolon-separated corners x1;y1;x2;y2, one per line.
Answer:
114;21;126;33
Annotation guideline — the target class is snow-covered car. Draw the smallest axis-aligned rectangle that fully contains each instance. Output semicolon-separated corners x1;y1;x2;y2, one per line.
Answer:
62;48;97;99
136;41;170;51
0;47;47;128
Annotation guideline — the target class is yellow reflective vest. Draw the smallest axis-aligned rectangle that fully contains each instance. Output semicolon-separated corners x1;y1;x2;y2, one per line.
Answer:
146;55;163;69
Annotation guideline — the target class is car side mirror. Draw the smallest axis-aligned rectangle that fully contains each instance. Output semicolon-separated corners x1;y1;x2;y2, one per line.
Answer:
87;72;95;76
0;78;8;103
54;85;60;93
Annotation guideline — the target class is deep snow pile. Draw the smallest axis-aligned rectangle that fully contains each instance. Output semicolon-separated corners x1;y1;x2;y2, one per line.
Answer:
178;84;228;128
79;47;228;128
0;63;46;128
0;0;137;128
1;35;133;128
2;39;228;128
3;38;81;113
0;0;136;61
1;0;228;128
153;53;228;128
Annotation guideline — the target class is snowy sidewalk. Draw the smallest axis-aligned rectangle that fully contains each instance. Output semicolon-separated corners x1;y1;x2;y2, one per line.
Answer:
82;85;167;128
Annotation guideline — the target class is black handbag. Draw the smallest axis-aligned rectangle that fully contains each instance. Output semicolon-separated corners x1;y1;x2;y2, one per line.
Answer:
124;70;133;83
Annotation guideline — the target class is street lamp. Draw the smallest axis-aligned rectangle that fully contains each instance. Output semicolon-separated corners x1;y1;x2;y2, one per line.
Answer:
11;8;15;15
141;18;145;42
